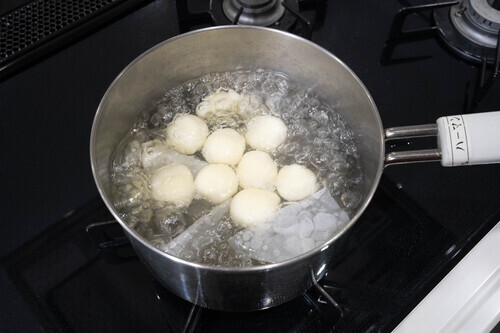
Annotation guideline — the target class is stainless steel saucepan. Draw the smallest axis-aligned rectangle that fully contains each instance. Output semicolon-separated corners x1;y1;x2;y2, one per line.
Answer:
90;26;500;311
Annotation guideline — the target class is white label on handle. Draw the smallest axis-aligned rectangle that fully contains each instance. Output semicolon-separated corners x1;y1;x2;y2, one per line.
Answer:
437;111;500;167
444;115;469;165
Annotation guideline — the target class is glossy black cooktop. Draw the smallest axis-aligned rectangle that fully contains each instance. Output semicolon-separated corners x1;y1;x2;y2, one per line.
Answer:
1;0;499;332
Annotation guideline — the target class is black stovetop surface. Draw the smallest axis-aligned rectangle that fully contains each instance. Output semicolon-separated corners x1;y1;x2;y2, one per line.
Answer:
1;0;499;332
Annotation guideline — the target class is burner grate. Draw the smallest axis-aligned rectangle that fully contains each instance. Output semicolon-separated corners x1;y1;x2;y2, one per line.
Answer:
0;0;151;80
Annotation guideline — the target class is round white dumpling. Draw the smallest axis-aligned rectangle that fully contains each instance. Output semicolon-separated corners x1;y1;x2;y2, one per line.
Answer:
166;114;209;154
150;164;194;207
245;115;287;152
237;151;277;190
194;164;238;204
276;164;318;201
202;128;245;165
230;188;280;228
196;89;243;118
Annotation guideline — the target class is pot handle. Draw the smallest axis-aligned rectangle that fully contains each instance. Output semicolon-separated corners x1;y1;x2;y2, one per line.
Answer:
384;111;500;167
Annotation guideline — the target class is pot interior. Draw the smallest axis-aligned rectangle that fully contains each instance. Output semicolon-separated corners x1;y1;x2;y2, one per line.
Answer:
91;26;384;261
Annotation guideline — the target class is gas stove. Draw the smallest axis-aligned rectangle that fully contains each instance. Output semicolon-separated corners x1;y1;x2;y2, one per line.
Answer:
1;0;500;332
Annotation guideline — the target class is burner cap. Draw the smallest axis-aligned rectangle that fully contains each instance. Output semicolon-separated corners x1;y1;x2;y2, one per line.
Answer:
222;0;285;26
450;0;500;48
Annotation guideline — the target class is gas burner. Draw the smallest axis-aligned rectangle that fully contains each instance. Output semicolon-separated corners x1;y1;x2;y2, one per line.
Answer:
210;0;297;31
176;0;327;40
451;0;500;48
434;0;500;63
381;0;499;111
222;0;285;26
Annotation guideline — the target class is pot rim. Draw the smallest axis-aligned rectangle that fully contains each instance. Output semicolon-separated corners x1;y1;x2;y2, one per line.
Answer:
90;25;385;273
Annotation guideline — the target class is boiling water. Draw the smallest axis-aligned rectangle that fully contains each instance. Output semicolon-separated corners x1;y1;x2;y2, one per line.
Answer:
111;69;363;267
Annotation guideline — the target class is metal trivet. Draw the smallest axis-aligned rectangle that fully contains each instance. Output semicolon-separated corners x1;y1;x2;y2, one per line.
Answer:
87;219;344;332
0;0;151;80
160;273;344;333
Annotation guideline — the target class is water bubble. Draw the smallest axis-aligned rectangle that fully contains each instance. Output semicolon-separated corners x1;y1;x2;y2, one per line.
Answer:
316;126;330;139
295;152;310;165
305;97;320;109
158;213;186;237
292;124;309;137
327;174;347;196
341;190;362;210
265;92;287;112
281;112;291;122
308;120;319;131
248;94;263;110
292;108;305;120
203;249;216;261
345;169;363;188
340;129;355;143
310;152;331;169
312;137;323;147
200;74;212;84
282;141;301;156
193;83;212;98
310;108;329;123
261;78;278;94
